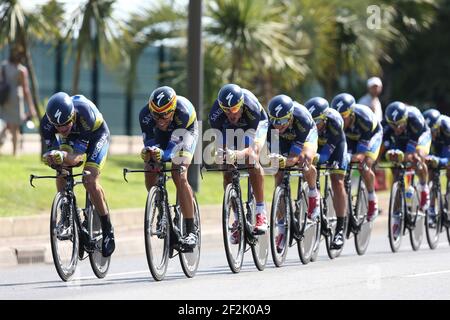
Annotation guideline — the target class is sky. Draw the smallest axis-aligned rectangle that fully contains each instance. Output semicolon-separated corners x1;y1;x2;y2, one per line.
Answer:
22;0;188;20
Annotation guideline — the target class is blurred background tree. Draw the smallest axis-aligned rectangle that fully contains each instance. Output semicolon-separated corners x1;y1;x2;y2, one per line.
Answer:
1;0;448;129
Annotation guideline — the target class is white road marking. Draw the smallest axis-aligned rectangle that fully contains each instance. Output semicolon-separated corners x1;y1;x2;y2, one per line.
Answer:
404;270;450;278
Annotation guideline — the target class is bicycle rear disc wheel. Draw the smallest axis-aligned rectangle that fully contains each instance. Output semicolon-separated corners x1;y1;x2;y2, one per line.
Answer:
270;186;291;267
249;194;269;271
298;185;321;264
425;183;441;250
325;187;344;259
354;181;373;256
223;184;245;273
388;182;404;253
50;192;79;282
88;200;111;279
409;185;425;251
144;187;170;281
179;196;201;278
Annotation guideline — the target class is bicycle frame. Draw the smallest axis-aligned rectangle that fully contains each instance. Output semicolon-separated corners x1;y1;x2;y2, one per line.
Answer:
202;164;257;244
123;163;188;254
277;168;305;243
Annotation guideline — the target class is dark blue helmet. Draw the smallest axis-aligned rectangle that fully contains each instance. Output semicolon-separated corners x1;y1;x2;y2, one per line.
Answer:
46;92;75;126
149;86;177;114
385;101;408;125
268;94;294;126
331;93;355;116
423;108;441;131
217;84;244;113
441;116;450;137
305;97;329;121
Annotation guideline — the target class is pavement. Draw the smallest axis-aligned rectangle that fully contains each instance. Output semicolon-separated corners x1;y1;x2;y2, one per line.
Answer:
0;205;223;267
0;200;391;267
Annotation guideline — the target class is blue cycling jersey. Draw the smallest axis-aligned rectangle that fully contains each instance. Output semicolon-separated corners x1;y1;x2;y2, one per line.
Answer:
267;102;317;154
383;106;430;152
139;95;198;161
208;88;268;132
41;95;105;152
430;115;450;165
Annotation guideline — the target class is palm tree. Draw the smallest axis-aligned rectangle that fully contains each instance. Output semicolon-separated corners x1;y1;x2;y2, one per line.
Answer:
65;0;123;95
120;1;185;136
36;0;66;93
0;0;45;118
205;0;308;103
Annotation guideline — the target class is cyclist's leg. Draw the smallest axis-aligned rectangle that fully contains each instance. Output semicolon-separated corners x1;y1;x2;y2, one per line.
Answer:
171;127;198;244
329;141;348;248
298;129;319;218
329;140;348;221
84;124;114;256
245;130;268;231
144;164;159;192
414;130;432;208
360;129;382;219
172;161;194;219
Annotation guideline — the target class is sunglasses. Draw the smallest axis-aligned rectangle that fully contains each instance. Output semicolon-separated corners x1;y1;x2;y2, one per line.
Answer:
219;99;244;114
269;114;291;126
51;117;73;128
152;110;174;120
387;119;406;128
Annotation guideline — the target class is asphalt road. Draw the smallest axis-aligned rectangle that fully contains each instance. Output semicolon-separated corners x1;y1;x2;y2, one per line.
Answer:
1;226;450;300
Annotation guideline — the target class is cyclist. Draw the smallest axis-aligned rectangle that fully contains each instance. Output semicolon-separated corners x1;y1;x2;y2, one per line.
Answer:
208;84;269;243
266;94;320;252
331;93;383;221
384;102;431;212
306;97;348;250
423;108;450;226
139;86;199;250
41;92;115;257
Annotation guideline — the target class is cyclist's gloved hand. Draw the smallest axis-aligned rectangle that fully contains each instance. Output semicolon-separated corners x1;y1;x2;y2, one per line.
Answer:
52;150;65;165
141;146;152;162
386;149;404;163
269;153;287;169
149;146;163;162
225;149;237;164
312;153;320;165
42;152;50;166
427;155;440;168
43;150;64;166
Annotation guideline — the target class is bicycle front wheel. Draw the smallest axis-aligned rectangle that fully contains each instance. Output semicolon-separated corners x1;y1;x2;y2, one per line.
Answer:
50;192;79;282
409;185;425;251
425;182;441;250
144;186;170;281
324;187;344;259
223;183;245;273
388;182;404;253
248;193;269;271
298;183;321;264
88;198;111;279
179;196;201;278
270;186;291;267
354;180;373;256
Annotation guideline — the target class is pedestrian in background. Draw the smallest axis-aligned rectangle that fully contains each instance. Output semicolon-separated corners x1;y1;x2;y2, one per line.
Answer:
359;77;383;123
0;45;37;156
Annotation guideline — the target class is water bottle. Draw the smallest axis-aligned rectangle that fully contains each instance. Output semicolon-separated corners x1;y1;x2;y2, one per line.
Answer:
405;186;414;209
